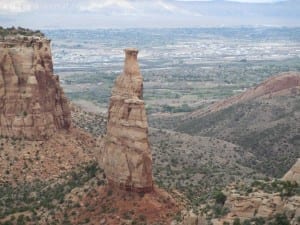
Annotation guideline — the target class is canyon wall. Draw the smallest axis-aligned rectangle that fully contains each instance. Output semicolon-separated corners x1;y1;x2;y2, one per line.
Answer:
0;36;71;140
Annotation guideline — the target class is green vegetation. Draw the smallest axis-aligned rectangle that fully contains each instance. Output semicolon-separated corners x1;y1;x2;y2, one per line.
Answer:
0;162;103;220
0;26;44;38
213;191;227;205
271;213;290;225
161;103;192;113
251;180;300;197
233;218;241;225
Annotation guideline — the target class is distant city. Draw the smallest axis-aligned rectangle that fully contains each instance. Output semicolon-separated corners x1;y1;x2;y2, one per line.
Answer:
47;28;300;72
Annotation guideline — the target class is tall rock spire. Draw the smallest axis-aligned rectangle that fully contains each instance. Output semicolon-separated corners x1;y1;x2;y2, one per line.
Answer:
101;48;153;193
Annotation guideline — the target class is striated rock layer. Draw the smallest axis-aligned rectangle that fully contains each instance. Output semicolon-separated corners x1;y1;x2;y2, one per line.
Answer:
0;36;71;140
101;48;153;193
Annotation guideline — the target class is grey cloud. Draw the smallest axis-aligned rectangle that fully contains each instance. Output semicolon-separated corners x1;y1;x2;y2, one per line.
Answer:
0;0;299;28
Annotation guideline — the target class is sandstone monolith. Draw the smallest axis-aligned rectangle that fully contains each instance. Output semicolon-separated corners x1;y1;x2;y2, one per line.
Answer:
101;48;153;192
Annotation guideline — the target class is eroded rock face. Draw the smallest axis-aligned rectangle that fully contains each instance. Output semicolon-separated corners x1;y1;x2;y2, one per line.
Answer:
0;36;71;140
283;158;300;184
101;48;153;193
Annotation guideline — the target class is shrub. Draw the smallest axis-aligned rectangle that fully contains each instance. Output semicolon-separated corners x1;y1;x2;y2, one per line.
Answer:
242;219;251;225
214;191;227;205
251;217;265;225
233;218;241;225
16;215;25;225
273;213;290;225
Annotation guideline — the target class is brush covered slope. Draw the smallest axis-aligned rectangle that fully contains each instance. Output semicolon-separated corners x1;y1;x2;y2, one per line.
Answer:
177;72;300;178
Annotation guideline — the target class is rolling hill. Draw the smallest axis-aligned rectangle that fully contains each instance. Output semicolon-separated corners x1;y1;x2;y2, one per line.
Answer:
177;72;300;177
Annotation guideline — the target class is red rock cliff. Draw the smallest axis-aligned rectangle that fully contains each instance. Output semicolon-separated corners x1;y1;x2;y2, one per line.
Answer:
0;36;71;140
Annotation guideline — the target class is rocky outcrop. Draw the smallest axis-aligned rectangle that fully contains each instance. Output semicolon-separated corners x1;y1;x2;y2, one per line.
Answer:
283;158;300;184
209;161;300;225
211;190;300;225
100;48;153;193
0;35;71;140
194;178;300;225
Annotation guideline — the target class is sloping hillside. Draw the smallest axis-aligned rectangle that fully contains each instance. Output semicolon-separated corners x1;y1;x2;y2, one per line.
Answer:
177;72;300;177
149;128;262;206
186;72;300;119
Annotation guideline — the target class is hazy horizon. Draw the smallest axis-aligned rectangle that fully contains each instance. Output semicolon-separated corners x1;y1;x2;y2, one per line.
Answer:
0;0;300;29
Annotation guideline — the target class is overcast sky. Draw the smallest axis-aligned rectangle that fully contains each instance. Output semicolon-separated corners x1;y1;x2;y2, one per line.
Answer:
0;0;299;29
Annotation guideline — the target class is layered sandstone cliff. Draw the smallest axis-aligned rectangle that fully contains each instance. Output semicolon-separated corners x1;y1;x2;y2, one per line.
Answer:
0;35;71;140
101;48;153;192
